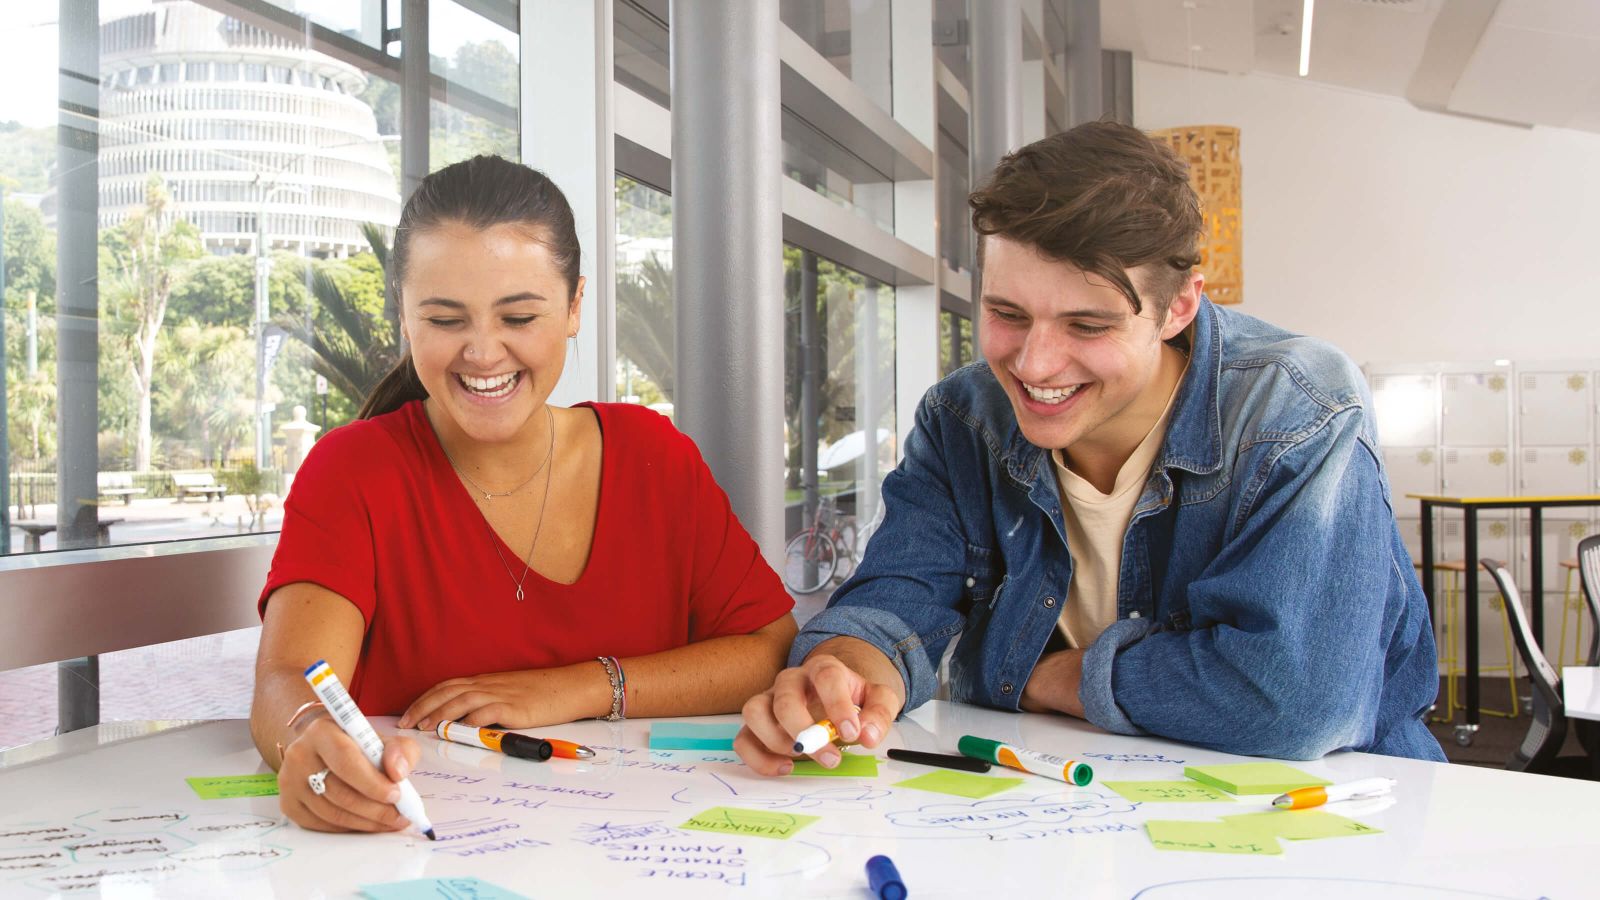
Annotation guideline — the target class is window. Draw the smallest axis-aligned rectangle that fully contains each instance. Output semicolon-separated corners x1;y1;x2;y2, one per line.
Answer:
0;0;523;744
783;247;896;592
615;176;674;409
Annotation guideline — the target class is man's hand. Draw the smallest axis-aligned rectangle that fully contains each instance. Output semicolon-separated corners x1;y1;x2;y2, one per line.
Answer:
1020;649;1087;718
735;638;905;776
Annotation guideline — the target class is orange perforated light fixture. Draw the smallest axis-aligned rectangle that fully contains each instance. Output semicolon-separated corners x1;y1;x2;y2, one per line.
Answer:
1150;125;1243;306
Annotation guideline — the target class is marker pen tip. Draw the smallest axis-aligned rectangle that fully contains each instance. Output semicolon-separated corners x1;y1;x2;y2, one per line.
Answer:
423;829;437;841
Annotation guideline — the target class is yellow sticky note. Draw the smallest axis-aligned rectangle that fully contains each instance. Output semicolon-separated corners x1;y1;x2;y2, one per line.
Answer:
1182;763;1329;795
1222;810;1383;841
679;807;819;840
1102;781;1235;803
895;770;1025;799
789;752;879;777
1145;820;1282;855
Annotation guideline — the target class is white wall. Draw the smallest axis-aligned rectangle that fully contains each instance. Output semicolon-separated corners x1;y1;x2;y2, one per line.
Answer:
1134;60;1600;367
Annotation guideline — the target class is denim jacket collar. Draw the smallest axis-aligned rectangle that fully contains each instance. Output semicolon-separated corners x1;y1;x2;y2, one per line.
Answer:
995;297;1228;492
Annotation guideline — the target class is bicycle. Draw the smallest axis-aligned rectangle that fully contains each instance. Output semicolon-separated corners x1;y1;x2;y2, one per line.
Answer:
782;495;855;594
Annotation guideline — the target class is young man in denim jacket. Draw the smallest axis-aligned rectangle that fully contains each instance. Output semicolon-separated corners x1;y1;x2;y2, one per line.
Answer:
738;122;1445;770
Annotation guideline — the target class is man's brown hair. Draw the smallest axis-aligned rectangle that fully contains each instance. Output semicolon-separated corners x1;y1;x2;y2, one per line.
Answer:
969;120;1202;317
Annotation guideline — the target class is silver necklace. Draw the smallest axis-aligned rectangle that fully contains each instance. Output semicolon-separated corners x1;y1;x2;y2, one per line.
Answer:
446;406;557;602
449;406;555;501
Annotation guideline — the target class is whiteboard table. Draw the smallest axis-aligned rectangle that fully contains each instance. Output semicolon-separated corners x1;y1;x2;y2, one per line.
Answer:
1564;667;1600;722
3;702;1598;899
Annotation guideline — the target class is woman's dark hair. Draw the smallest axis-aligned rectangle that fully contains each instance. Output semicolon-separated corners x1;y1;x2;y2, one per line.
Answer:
969;121;1202;317
358;155;581;419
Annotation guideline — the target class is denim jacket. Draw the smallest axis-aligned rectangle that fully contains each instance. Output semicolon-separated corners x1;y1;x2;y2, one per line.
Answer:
793;298;1445;761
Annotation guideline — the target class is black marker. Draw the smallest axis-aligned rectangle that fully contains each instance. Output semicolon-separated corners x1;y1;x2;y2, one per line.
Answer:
887;748;992;773
436;720;554;761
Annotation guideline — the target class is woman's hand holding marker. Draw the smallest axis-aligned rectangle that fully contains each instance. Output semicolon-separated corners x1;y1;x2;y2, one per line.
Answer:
278;708;422;835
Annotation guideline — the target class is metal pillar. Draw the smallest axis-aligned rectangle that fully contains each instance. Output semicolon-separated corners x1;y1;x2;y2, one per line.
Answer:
400;0;429;203
800;250;821;524
671;0;785;565
56;0;101;733
1064;0;1104;127
855;281;882;528
968;0;1022;329
1;191;9;556
1102;49;1134;126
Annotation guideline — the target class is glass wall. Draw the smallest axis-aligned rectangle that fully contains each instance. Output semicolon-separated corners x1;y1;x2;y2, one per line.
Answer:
780;0;894;116
614;175;674;412
0;0;518;558
940;310;974;378
782;246;895;596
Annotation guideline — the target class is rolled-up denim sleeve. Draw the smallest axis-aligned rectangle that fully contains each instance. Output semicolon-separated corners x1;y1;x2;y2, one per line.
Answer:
1079;405;1421;760
789;394;973;713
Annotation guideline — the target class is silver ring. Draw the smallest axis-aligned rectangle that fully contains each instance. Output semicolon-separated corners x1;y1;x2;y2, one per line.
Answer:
307;768;330;796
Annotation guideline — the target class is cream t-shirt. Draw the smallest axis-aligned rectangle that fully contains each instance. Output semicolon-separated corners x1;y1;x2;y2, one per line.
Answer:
1051;362;1187;649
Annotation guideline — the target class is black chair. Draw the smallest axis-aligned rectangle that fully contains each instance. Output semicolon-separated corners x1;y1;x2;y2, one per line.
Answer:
1579;535;1600;667
1574;535;1600;757
1479;559;1595;778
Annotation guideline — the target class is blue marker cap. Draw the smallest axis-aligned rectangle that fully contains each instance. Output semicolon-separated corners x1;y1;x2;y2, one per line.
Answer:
866;854;906;900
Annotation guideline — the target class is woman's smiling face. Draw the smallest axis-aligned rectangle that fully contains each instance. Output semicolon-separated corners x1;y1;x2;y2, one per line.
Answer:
400;220;583;445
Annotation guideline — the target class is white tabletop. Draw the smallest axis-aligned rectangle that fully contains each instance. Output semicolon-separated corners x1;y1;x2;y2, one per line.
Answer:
2;702;1597;899
1564;667;1600;722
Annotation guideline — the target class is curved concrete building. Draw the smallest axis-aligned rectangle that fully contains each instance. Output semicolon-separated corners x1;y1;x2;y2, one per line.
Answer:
97;0;400;257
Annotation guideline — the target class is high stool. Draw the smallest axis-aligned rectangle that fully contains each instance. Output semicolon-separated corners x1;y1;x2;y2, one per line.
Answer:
1416;560;1520;720
1556;558;1585;668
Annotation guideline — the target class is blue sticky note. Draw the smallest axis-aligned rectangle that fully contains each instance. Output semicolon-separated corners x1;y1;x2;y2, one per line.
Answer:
360;877;530;900
649;722;742;751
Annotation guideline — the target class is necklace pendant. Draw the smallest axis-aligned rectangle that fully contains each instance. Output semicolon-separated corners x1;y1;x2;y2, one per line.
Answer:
515;585;525;602
483;491;493;501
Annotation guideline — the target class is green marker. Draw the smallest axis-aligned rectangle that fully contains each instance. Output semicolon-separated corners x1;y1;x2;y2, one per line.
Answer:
957;735;1093;785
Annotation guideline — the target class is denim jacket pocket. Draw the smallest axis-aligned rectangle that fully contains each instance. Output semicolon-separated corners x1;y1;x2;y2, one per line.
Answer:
963;543;999;607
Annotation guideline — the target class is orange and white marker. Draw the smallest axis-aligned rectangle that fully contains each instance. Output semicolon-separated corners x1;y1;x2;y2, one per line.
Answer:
1273;777;1395;810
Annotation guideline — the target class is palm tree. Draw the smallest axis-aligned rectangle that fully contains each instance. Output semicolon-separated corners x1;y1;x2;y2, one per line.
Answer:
156;321;253;467
278;224;401;408
615;252;675;402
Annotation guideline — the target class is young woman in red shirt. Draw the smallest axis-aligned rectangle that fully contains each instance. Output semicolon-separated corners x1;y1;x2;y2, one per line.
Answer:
249;155;796;836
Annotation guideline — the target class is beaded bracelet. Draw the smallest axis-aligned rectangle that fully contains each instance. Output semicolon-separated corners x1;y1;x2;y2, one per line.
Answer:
597;656;626;721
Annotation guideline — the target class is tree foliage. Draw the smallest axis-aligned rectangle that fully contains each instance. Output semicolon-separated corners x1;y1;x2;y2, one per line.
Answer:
99;175;205;470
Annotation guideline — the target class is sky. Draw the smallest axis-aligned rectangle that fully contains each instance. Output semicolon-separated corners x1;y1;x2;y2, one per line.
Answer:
0;0;515;129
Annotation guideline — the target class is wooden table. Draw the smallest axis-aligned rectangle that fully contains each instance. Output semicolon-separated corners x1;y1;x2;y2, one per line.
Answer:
1408;494;1600;747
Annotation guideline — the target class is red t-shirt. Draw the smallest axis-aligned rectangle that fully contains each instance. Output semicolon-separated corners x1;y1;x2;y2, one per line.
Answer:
258;400;793;714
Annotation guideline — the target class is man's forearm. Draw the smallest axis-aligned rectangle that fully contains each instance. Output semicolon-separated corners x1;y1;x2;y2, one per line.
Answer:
1021;649;1086;718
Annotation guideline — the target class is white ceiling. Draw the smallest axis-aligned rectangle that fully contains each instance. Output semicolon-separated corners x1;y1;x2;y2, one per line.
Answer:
1101;0;1600;134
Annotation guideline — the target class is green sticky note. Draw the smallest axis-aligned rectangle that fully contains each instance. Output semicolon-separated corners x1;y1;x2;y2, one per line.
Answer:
679;807;819;840
186;774;279;799
1222;810;1383;841
895;770;1025;799
1145;820;1282;855
788;752;879;777
1102;780;1235;803
1182;763;1330;795
650;723;742;751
